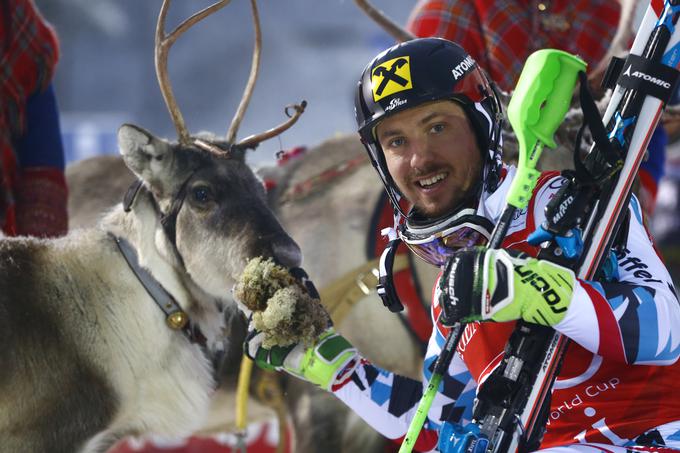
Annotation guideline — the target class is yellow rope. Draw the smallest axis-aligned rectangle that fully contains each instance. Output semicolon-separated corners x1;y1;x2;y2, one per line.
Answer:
235;355;254;431
255;371;288;453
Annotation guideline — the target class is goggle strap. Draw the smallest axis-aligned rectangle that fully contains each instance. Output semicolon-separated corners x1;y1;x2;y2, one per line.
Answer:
381;227;398;241
393;207;401;232
378;208;401;242
377;238;405;313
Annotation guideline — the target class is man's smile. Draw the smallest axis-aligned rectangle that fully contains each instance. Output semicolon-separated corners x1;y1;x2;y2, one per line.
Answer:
416;171;448;189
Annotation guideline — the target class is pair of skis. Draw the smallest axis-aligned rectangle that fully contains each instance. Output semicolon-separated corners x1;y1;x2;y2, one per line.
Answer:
400;1;680;452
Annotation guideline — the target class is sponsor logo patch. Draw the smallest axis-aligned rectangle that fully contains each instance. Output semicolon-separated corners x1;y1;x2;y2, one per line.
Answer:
371;56;413;102
615;247;663;283
384;97;407;111
452;55;476;80
623;64;672;89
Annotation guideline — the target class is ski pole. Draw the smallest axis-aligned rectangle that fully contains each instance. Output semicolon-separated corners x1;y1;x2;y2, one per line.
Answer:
398;49;586;453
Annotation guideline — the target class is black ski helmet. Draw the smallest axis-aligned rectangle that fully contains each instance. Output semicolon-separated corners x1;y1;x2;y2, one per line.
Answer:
354;38;504;219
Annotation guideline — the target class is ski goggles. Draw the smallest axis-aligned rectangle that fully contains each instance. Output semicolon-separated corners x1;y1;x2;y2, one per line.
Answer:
399;209;493;267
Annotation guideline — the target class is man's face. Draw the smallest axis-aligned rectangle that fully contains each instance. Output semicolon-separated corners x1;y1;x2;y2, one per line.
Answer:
376;100;483;218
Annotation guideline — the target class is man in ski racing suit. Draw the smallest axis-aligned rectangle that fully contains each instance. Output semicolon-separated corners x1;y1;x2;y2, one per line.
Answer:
243;38;680;452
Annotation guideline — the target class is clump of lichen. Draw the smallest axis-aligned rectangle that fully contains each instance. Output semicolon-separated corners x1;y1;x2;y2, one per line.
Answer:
234;257;298;312
235;257;329;348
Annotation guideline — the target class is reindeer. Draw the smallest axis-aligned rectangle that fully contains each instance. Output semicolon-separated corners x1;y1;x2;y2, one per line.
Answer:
0;1;308;452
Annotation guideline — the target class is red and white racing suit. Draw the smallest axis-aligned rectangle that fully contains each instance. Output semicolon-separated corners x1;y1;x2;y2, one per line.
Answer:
331;166;680;452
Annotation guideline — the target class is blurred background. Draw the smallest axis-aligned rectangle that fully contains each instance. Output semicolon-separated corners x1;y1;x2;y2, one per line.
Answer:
31;0;680;275
35;0;412;166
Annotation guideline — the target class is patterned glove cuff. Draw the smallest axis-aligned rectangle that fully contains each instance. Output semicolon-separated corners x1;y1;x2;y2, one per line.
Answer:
299;330;359;390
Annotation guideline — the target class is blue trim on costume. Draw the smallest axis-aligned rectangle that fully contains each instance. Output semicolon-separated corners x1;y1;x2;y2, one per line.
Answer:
656;331;680;362
15;84;65;169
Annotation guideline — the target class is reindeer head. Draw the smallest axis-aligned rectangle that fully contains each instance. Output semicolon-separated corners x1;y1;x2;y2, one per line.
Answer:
118;0;305;297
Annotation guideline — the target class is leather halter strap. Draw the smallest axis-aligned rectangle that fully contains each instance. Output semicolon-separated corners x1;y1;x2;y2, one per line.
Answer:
110;233;206;346
159;175;192;253
123;175;192;267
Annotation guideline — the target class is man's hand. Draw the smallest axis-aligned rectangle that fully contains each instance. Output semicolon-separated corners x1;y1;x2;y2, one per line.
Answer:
245;324;359;391
439;247;575;327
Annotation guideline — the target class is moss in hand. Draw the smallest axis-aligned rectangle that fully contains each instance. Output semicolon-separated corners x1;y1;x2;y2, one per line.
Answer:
235;257;330;348
234;257;298;312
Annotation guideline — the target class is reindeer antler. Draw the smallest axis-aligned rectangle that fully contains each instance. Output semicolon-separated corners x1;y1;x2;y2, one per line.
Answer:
227;0;262;143
237;101;307;148
155;0;230;145
226;0;260;144
155;0;305;151
353;0;415;43
226;0;306;148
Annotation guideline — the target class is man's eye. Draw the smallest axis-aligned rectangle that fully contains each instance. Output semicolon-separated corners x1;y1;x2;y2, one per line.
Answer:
431;123;445;133
388;137;405;148
193;186;212;203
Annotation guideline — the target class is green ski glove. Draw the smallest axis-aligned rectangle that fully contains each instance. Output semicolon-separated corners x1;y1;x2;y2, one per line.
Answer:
439;247;575;326
245;326;359;391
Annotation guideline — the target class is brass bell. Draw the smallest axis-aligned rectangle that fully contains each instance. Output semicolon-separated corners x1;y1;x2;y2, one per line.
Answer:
166;311;189;330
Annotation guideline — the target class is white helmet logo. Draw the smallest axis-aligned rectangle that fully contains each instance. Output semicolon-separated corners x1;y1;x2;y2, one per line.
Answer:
385;97;407;111
452;56;476;80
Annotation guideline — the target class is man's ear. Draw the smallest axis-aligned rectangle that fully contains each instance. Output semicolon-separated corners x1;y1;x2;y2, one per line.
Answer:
118;123;175;196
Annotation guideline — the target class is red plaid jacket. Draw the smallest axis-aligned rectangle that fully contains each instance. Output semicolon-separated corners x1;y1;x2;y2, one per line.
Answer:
1;0;67;237
406;0;621;92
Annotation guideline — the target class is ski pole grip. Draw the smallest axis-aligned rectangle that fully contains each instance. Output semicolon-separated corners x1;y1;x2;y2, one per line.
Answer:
506;49;586;209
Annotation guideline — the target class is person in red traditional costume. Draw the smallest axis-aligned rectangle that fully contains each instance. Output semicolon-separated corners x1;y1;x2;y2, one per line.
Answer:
0;0;67;237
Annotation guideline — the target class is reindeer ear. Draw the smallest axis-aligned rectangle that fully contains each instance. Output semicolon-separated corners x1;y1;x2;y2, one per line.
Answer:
118;123;174;195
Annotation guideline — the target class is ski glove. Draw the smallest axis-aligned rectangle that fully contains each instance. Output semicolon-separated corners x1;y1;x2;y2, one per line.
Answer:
439;247;575;327
245;325;360;391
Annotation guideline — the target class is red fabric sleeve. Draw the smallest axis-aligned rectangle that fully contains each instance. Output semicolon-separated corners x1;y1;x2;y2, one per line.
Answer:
14;167;68;237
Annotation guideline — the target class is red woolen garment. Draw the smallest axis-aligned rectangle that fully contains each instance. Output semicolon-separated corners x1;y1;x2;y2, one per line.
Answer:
406;0;621;92
0;0;65;237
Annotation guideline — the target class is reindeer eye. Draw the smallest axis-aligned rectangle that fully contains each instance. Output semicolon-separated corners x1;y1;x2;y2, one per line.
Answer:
192;186;212;203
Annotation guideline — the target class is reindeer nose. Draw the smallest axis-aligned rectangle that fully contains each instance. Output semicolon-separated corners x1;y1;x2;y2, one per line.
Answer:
272;237;302;268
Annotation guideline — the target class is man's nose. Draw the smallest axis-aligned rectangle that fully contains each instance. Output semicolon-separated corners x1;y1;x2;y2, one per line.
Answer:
409;138;432;167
